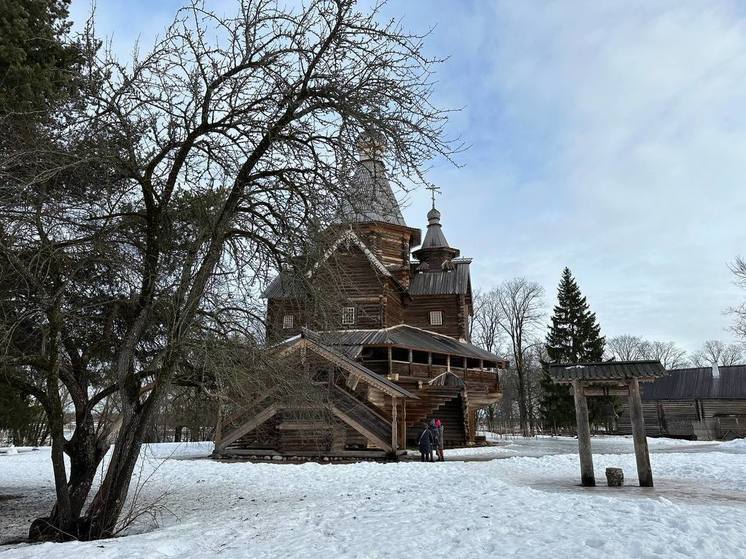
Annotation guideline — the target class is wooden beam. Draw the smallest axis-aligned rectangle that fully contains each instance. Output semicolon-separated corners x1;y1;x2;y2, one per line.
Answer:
216;448;398;459
628;378;654;487
216;404;278;451
391;400;398;452
582;387;630;397
572;381;595;487
331;406;392;452
306;342;407;399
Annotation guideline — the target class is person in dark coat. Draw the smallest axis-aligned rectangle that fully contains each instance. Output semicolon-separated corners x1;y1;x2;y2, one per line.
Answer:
427;419;439;462
418;421;434;462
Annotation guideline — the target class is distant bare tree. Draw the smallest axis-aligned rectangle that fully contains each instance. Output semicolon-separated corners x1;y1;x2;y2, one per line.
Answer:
606;335;646;361
471;288;505;354
639;340;688;370
731;256;746;342
690;340;744;367
490;279;545;437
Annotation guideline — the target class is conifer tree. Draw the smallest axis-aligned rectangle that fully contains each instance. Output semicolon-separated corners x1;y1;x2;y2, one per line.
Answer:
540;268;606;432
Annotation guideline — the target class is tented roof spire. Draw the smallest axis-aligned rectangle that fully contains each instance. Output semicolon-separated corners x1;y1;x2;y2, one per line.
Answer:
336;131;407;227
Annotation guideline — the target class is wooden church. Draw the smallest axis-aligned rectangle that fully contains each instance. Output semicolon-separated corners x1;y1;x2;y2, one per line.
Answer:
213;135;505;460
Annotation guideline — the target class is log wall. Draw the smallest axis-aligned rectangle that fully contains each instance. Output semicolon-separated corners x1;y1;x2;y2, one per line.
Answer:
616;398;746;439
404;294;466;340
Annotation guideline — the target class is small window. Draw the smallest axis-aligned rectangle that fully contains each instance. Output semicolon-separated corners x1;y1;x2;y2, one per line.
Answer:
282;314;294;329
429;310;443;326
342;306;355;325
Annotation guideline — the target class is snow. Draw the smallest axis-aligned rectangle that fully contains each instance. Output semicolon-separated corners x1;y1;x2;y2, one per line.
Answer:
2;437;746;558
720;437;746;449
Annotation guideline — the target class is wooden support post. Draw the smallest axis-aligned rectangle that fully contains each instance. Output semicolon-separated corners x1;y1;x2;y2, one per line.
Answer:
446;354;451;372
468;407;477;444
391;399;398;452
387;346;393;376
573;381;595;487
408;348;413;376
629;378;654;487
428;352;432;378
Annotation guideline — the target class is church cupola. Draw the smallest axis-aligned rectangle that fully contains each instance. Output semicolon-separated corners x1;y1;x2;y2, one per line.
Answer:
412;199;459;271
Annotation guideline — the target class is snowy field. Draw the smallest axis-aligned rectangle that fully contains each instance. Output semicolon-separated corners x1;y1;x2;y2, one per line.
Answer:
2;436;746;558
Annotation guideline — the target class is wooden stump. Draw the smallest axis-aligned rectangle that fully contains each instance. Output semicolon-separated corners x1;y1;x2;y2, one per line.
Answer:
605;467;624;487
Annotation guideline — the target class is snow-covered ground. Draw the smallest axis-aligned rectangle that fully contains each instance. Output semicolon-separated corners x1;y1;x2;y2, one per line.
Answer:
2;437;746;558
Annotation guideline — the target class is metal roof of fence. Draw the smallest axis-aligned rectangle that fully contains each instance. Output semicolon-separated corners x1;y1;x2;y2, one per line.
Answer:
641;365;746;400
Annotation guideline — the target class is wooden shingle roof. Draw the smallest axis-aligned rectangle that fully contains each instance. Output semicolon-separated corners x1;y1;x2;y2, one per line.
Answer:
338;159;407;227
408;258;471;296
548;360;666;383
314;324;505;365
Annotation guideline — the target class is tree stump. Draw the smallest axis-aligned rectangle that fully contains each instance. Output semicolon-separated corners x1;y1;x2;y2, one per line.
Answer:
606;467;624;487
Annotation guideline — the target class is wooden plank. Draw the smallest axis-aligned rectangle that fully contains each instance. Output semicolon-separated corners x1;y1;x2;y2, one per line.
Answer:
277;422;333;431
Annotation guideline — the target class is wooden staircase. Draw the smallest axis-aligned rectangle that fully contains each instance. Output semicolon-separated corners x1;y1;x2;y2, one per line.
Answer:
405;385;466;448
330;386;393;452
216;385;395;456
405;385;462;426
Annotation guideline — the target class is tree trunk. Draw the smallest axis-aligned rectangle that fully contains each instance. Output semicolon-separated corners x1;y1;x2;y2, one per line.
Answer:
516;366;529;437
78;374;168;541
29;413;109;542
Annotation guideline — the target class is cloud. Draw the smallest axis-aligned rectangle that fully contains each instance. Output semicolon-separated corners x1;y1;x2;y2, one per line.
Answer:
69;0;746;352
395;0;746;351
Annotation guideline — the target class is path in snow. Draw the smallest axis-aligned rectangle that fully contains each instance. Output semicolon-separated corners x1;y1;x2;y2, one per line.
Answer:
1;437;745;558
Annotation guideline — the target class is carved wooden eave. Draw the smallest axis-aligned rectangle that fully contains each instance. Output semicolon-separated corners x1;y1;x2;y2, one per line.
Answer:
309;229;393;280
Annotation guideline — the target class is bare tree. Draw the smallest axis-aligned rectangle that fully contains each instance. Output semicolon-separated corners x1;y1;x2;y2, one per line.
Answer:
730;256;746;342
690;340;744;367
639;340;688;370
606;335;646;361
490;278;545;437
1;0;452;541
471;288;505;354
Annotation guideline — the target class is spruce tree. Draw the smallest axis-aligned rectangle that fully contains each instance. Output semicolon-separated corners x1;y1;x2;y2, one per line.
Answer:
540;268;606;432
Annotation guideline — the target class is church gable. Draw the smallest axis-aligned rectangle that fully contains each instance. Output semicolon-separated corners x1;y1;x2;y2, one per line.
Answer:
266;230;405;337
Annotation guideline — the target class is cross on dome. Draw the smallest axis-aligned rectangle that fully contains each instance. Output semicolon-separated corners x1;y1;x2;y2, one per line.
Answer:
425;184;441;209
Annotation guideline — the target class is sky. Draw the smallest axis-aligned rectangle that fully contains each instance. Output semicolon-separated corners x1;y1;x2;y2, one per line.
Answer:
68;0;746;353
